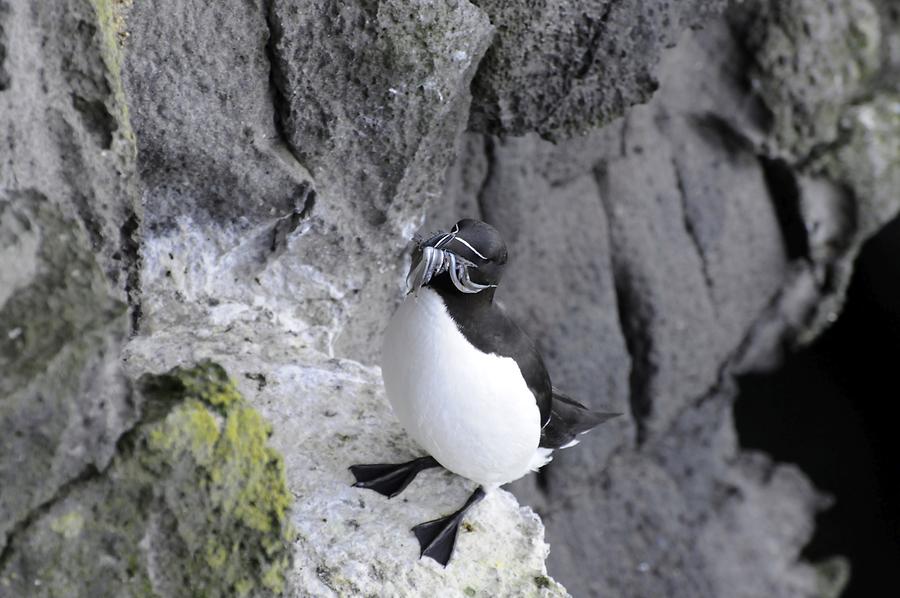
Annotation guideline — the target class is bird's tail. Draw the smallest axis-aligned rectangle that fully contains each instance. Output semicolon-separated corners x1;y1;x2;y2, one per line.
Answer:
539;388;620;449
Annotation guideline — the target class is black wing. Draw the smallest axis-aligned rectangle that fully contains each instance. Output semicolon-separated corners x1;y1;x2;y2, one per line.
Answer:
539;388;620;449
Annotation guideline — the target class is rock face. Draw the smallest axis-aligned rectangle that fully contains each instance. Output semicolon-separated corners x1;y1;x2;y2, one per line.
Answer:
0;363;294;596
433;2;898;595
1;0;898;597
467;0;729;139
0;0;138;568
123;322;567;597
124;0;493;361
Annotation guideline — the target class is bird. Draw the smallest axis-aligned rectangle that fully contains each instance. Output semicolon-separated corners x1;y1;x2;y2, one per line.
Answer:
350;218;619;566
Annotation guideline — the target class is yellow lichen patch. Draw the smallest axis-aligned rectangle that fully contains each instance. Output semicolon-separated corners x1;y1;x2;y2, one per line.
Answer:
0;362;294;597
147;399;220;466
204;541;228;571
235;578;254;597
90;0;132;47
135;362;294;595
176;364;243;410
262;557;291;594
49;511;85;540
216;406;291;534
89;0;136;154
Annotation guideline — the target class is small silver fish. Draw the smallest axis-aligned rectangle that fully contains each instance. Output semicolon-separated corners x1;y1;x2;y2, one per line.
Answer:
407;227;497;295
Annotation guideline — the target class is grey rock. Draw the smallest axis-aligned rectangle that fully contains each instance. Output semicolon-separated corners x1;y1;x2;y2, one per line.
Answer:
810;95;900;239
437;13;897;596
0;2;9;92
0;191;134;555
124;0;493;362
875;0;900;85
596;101;789;436
271;0;492;229
730;0;882;159
0;0;138;303
269;0;494;359
124;0;313;230
122;0;319;343
0;363;294;598
0;0;138;557
122;322;568;597
2;0;899;596
468;0;728;139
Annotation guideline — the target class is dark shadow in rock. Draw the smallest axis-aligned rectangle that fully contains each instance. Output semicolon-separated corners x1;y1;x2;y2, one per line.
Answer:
72;93;116;149
0;1;9;91
757;156;810;261
735;214;900;597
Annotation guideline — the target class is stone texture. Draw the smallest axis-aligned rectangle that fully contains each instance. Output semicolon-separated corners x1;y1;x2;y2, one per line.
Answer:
0;0;139;304
270;0;494;359
124;0;493;360
0;363;294;598
468;0;728;139
434;8;898;595
122;320;567;597
731;0;882;159
2;0;899;596
0;194;133;554
0;0;138;560
732;0;900;355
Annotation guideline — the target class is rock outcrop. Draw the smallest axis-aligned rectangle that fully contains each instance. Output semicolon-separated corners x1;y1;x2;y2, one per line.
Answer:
435;1;898;593
1;363;294;596
1;0;897;596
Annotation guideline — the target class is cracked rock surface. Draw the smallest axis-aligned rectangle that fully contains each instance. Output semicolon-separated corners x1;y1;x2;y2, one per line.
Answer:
467;0;730;139
2;0;898;596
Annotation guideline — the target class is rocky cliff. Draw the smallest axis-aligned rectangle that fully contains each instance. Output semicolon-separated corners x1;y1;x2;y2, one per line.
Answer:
1;0;897;596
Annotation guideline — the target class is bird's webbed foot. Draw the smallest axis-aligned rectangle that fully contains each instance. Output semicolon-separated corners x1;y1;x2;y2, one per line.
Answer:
349;456;441;498
412;486;486;566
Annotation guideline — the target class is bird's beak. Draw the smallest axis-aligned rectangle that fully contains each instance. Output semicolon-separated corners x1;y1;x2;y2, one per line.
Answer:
406;243;426;293
406;233;446;295
405;225;496;295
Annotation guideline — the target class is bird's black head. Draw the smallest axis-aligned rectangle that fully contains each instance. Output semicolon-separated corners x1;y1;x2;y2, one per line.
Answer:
408;219;508;295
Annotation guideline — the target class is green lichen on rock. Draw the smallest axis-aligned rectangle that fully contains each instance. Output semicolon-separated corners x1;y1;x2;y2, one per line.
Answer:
813;556;851;598
89;0;136;153
135;363;293;595
49;511;86;540
735;0;881;158
810;94;900;236
0;362;294;598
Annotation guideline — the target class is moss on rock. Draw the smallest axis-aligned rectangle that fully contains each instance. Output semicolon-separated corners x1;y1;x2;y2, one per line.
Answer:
0;362;294;597
811;94;900;236
89;0;137;152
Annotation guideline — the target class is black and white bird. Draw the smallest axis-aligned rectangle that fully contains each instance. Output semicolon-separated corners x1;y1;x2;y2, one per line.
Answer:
350;219;619;566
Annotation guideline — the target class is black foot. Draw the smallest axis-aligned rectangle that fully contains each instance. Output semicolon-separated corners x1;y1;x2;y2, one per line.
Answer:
412;486;486;567
349;456;440;498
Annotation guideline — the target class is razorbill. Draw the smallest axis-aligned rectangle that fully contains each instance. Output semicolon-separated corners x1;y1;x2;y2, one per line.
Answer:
350;218;619;566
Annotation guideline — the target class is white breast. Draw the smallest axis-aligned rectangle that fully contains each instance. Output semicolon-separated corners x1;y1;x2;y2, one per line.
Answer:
380;288;542;488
